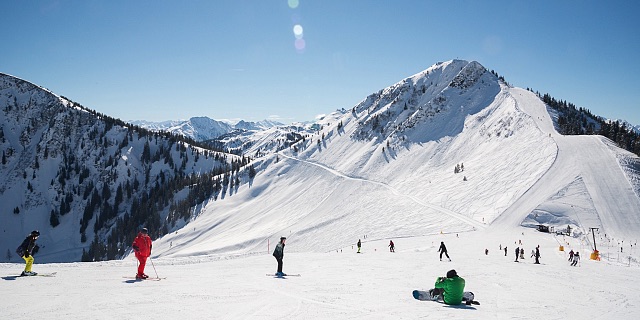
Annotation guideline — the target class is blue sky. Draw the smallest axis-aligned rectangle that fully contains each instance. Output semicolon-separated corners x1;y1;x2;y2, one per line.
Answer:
2;1;639;125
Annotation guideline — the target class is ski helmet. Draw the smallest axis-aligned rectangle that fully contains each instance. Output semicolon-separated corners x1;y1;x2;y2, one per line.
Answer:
31;230;40;237
141;227;148;234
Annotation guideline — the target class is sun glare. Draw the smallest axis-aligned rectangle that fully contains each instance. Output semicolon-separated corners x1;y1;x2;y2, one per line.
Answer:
293;24;304;39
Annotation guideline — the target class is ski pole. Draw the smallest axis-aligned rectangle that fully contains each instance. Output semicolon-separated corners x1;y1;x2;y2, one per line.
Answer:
149;256;159;279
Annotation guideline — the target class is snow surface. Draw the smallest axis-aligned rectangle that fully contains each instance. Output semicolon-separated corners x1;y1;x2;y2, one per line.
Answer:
1;231;638;319
2;60;640;318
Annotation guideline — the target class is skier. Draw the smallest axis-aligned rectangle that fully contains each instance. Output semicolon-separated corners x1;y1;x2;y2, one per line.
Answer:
389;240;395;252
132;227;152;279
357;239;362;253
571;252;580;266
504;246;508;256
534;245;541;264
520;248;525;260
568;250;574;262
17;230;40;276
438;241;451;261
515;247;520;262
428;269;465;305
273;237;286;276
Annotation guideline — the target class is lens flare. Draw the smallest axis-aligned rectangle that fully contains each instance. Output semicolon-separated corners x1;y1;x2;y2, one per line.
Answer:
295;38;306;52
293;24;304;39
288;0;299;9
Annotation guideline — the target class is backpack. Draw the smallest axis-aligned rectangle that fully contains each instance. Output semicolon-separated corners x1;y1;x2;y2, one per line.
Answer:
16;244;25;257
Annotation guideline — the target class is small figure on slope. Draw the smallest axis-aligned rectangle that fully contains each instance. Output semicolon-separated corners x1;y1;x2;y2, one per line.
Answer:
568;250;574;262
515;247;520;262
438;241;451;261
571;252;580;266
132;227;152;279
273;237;286;276
389;240;395;252
534;245;541;264
17;230;40;276
357;239;362;253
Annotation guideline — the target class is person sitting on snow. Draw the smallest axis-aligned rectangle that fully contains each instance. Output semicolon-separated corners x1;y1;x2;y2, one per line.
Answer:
429;269;465;305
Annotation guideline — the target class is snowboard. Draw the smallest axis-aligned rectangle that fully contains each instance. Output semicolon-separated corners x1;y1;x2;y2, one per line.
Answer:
412;290;480;305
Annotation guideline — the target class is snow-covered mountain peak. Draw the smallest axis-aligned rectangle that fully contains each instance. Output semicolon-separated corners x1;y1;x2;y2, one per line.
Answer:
349;59;499;143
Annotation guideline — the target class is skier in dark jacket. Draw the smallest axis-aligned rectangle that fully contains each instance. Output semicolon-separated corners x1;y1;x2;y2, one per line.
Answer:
17;230;40;276
389;240;395;252
534;245;541;264
438;241;451;261
273;237;286;276
515;247;520;262
357;239;362;253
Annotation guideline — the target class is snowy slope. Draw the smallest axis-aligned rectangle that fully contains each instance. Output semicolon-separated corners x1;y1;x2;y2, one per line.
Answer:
140;60;640;262
1;230;638;319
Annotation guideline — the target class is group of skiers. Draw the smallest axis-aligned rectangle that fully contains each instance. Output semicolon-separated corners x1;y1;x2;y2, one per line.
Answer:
497;243;542;264
16;228;154;279
568;250;580;266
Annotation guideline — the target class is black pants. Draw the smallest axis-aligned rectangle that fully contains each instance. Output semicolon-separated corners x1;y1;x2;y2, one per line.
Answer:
440;251;450;259
276;257;283;273
430;288;444;299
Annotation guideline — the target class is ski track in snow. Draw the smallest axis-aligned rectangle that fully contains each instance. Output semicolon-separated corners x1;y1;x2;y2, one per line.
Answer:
278;152;485;231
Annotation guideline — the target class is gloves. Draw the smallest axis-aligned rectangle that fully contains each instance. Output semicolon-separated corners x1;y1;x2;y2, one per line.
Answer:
24;252;30;258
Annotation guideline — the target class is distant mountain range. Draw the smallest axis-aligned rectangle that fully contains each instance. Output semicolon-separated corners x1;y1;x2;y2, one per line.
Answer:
129;117;285;142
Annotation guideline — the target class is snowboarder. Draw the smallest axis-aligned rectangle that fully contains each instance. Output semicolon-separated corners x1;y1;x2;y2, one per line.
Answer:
534;245;541;264
429;269;465;305
571;252;580;266
389;240;395;252
357;239;362;253
438;241;451;261
132;227;152;279
568;250;574;262
515;247;520;262
17;230;40;276
273;237;286;276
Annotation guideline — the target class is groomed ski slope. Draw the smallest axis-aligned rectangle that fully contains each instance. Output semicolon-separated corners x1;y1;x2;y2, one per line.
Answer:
1;230;638;319
494;88;640;242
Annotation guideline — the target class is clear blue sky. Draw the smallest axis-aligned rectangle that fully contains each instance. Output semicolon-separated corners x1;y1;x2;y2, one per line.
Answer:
2;1;639;125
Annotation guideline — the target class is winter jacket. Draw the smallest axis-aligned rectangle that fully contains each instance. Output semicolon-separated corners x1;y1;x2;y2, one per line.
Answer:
273;242;285;259
17;235;39;257
438;242;448;253
434;275;465;305
132;232;152;257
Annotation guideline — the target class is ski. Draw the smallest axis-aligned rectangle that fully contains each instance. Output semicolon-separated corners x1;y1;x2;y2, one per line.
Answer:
266;273;301;277
122;276;166;281
21;272;57;277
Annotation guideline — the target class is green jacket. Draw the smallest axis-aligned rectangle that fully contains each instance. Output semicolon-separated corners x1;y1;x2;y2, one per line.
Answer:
434;275;465;305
